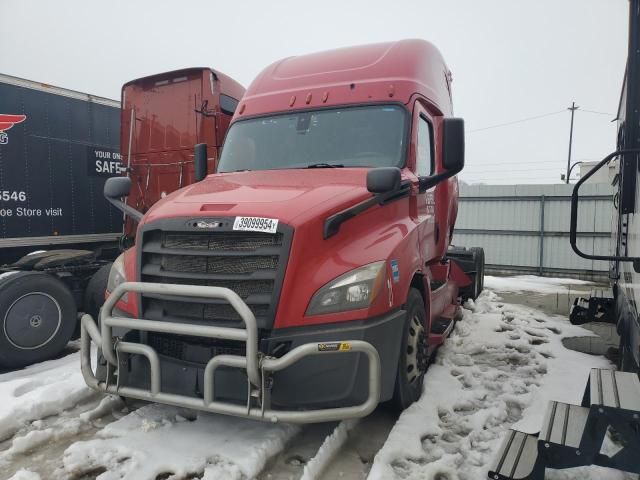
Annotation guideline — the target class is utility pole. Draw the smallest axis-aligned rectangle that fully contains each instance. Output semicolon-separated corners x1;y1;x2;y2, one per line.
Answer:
565;102;579;183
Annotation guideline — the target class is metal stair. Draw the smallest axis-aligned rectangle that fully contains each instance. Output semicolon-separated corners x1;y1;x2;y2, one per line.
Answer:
569;289;615;325
488;368;640;479
489;430;543;480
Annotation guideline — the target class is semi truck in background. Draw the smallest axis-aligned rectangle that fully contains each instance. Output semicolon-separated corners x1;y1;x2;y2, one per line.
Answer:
119;68;245;243
489;2;640;478
0;68;244;368
81;39;486;422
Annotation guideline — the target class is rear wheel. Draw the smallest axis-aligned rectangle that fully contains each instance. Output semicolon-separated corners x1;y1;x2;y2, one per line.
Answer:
0;271;77;368
392;288;429;410
459;247;485;301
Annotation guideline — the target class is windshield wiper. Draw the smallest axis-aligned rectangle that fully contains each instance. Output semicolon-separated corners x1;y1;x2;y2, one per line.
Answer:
306;163;344;169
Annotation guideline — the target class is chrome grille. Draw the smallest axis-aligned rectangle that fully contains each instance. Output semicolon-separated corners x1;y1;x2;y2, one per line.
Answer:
147;333;246;363
159;254;279;275
163;232;283;251
138;224;291;329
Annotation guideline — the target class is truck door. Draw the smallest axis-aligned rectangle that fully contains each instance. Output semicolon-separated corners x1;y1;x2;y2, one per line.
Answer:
411;102;437;266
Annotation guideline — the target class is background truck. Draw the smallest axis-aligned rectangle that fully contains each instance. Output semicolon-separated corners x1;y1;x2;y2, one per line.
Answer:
0;68;244;368
119;68;245;244
489;2;640;478
82;39;485;423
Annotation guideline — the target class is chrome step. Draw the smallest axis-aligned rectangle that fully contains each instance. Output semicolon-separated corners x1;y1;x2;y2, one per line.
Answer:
488;429;543;480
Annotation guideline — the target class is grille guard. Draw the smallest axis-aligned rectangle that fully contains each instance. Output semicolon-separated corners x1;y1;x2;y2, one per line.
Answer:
80;281;382;423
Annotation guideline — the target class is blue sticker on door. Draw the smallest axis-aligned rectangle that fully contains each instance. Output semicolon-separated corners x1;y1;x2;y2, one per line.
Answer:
390;259;400;283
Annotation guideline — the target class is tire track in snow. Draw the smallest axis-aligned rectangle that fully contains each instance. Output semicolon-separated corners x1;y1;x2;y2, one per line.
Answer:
368;291;612;480
59;403;299;480
256;408;398;480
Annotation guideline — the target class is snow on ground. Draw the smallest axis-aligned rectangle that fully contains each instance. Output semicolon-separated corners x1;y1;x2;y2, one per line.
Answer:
61;403;298;480
300;419;357;480
0;345;298;480
8;469;41;480
368;287;631;480
484;275;593;294
0;275;629;480
0;347;97;442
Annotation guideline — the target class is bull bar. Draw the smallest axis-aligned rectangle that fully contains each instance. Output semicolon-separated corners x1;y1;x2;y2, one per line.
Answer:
80;282;382;423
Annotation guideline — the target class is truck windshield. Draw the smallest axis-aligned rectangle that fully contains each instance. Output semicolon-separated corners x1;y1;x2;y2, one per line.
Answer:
217;105;407;172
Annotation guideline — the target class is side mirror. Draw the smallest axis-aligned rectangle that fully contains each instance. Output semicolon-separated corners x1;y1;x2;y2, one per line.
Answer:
442;117;465;173
194;143;208;182
367;167;401;193
104;177;131;198
103;176;143;222
419;117;465;192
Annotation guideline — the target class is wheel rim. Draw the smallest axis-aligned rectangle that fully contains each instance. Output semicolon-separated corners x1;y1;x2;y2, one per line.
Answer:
406;314;428;384
4;292;62;350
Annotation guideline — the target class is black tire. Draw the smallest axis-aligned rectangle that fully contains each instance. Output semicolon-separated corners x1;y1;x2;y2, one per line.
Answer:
83;262;112;321
0;271;77;368
392;288;429;410
472;247;485;295
459;247;485;301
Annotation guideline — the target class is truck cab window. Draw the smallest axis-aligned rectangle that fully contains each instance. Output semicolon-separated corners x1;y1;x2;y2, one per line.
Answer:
220;94;239;115
217;105;407;172
416;115;433;177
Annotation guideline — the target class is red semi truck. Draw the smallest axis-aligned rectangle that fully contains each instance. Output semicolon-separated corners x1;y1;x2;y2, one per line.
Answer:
82;40;484;422
119;68;245;243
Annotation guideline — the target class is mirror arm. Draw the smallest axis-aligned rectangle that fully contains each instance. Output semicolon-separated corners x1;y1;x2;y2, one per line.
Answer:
419;170;457;193
106;196;143;223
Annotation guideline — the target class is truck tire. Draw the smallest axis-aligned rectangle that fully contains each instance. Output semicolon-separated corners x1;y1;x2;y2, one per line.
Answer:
84;262;112;321
475;247;485;294
392;288;429;410
0;271;77;368
459;247;485;301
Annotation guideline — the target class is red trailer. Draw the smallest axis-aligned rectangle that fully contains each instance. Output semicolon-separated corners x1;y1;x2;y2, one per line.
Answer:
83;40;484;423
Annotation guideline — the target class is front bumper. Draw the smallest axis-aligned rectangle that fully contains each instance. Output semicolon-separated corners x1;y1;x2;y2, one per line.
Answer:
81;282;386;424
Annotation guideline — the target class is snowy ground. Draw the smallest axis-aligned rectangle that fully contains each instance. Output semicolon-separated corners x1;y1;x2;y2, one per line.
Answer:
368;287;632;480
484;274;593;294
0;276;632;480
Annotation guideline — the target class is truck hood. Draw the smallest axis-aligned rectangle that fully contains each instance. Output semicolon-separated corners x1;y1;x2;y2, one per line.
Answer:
142;168;373;226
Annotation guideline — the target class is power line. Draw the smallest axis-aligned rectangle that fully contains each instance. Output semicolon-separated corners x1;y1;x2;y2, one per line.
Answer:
468;110;566;132
469;107;617;133
580;108;615;116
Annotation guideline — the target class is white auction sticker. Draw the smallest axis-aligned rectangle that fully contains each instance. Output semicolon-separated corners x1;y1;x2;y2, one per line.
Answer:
233;216;279;234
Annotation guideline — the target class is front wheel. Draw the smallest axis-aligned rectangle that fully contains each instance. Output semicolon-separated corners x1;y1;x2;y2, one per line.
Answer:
392;288;429;410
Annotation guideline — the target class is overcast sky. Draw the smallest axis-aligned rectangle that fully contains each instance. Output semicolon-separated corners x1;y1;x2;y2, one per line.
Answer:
0;0;629;184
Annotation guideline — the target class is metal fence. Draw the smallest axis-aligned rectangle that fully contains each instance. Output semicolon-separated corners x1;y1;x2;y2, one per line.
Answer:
454;183;614;281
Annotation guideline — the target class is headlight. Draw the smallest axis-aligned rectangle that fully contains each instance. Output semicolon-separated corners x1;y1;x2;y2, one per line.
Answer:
107;253;128;301
306;261;386;316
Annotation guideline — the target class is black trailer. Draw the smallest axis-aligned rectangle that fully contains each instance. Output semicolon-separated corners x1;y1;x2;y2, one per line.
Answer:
0;73;123;367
